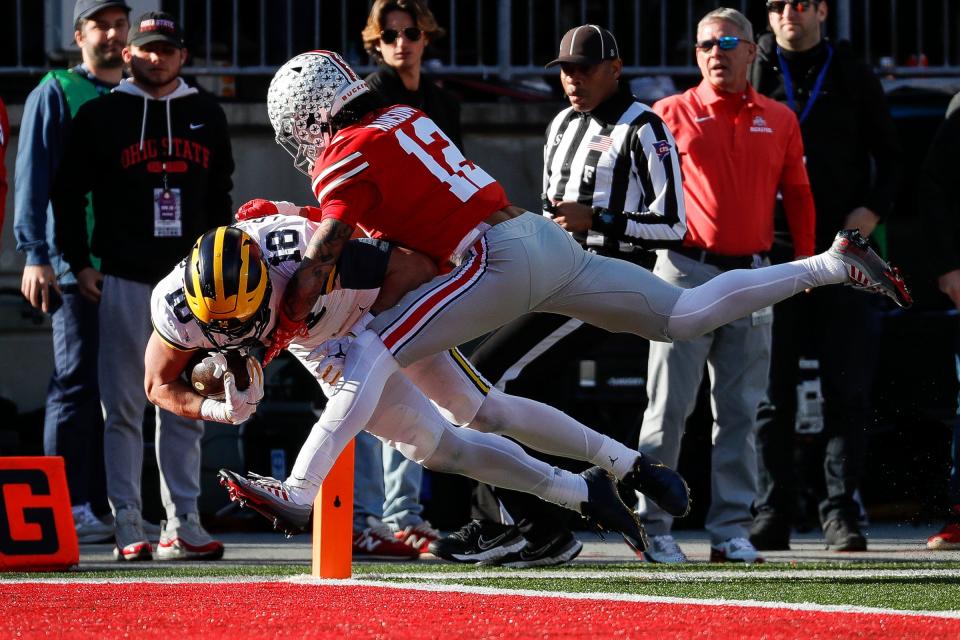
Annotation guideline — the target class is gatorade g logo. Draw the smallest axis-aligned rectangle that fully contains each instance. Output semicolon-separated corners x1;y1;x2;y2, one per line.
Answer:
0;469;59;555
0;457;78;571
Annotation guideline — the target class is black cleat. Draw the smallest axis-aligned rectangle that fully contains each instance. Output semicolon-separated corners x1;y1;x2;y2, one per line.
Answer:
620;454;691;517
580;466;649;554
218;468;312;537
429;519;526;564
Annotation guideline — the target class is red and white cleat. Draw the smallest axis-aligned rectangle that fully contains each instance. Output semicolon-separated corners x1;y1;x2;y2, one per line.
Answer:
829;229;913;308
218;468;312;537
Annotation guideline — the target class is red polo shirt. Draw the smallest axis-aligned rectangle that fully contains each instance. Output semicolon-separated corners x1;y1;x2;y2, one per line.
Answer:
653;80;815;257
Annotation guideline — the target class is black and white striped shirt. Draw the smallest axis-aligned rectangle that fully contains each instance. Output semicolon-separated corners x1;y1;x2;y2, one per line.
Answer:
543;85;686;255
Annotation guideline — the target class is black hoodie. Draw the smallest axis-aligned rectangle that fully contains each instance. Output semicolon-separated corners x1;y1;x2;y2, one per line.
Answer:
54;78;234;285
750;33;901;254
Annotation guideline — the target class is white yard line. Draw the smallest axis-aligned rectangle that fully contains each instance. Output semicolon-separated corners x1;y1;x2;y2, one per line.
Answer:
356;568;960;581
292;576;960;620
4;570;960;620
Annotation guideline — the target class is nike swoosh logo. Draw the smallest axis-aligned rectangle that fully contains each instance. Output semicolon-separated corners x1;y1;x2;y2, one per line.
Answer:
695;115;714;123
189;123;205;130
477;532;513;550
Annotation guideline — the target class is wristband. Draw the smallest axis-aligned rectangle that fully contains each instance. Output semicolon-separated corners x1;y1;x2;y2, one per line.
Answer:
201;398;230;423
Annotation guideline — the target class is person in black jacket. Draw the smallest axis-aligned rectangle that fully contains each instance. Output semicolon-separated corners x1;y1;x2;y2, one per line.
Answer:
919;96;960;551
748;0;901;552
360;0;461;148
350;0;462;558
53;11;234;562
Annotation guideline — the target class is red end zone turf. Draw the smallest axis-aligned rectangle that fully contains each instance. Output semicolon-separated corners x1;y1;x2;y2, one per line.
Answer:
3;582;959;639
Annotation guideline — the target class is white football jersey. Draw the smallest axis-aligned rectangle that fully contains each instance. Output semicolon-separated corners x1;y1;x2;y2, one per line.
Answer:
150;215;379;355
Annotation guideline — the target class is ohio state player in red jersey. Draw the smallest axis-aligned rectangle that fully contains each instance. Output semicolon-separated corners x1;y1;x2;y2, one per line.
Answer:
311;103;508;266
245;51;909;544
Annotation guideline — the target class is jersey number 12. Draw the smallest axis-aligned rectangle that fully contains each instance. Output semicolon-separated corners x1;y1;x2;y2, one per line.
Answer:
395;117;495;202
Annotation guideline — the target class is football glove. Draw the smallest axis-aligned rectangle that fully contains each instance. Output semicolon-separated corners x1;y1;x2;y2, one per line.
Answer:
307;335;353;385
305;311;373;384
263;309;309;366
201;357;265;425
204;351;230;379
235;198;300;221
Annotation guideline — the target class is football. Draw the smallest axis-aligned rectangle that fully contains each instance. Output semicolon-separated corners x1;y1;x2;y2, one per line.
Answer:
186;350;252;399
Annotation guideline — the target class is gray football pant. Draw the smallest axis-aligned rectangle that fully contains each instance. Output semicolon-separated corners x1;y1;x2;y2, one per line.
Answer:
637;252;772;543
99;275;203;519
370;212;683;366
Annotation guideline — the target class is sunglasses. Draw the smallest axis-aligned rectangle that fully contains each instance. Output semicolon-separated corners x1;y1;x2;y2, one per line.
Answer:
380;27;422;44
766;1;818;14
695;36;746;52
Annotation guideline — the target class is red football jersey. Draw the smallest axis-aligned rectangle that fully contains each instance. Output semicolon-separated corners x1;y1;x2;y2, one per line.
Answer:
310;105;510;265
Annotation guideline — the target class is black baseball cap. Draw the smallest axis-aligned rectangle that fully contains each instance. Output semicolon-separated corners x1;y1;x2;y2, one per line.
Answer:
73;0;130;24
546;24;620;68
129;11;184;48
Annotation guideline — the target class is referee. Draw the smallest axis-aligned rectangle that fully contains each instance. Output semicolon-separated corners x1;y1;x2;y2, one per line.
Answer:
433;24;686;568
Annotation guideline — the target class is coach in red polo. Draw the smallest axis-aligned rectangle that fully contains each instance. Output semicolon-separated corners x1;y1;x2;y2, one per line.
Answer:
635;7;814;565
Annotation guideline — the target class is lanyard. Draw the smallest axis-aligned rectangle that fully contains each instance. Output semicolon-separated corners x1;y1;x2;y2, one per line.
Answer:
776;43;834;124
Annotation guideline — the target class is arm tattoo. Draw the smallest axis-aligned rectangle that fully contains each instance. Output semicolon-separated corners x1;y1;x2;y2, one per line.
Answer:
282;218;354;322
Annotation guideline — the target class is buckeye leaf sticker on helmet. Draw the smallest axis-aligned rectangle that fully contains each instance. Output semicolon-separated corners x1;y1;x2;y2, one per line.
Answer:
267;51;370;176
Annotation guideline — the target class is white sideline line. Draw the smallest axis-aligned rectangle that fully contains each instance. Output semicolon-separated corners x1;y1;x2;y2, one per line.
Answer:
5;568;960;584
357;569;960;581
289;576;960;620
4;571;960;620
0;577;287;584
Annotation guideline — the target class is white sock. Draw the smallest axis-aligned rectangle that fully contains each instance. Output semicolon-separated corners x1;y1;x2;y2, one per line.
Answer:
801;252;848;286
545;470;589;513
283;477;319;506
596;437;637;479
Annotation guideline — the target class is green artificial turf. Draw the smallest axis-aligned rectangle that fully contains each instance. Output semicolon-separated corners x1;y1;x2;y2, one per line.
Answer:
3;561;960;612
410;575;960;612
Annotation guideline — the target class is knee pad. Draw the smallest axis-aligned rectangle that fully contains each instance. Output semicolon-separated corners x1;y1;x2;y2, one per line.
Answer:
364;372;446;463
468;387;511;434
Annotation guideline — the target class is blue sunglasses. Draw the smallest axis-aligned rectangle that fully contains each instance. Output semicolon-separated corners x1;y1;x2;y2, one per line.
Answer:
695;36;746;52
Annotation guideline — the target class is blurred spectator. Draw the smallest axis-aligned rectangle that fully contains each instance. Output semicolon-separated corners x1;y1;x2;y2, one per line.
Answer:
361;0;461;148
637;7;814;564
749;0;900;553
1;96;8;238
432;23;686;568
52;11;234;561
919;94;960;551
13;0;133;544
349;0;456;558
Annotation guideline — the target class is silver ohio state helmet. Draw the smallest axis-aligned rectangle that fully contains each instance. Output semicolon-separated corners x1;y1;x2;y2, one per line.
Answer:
267;50;370;176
